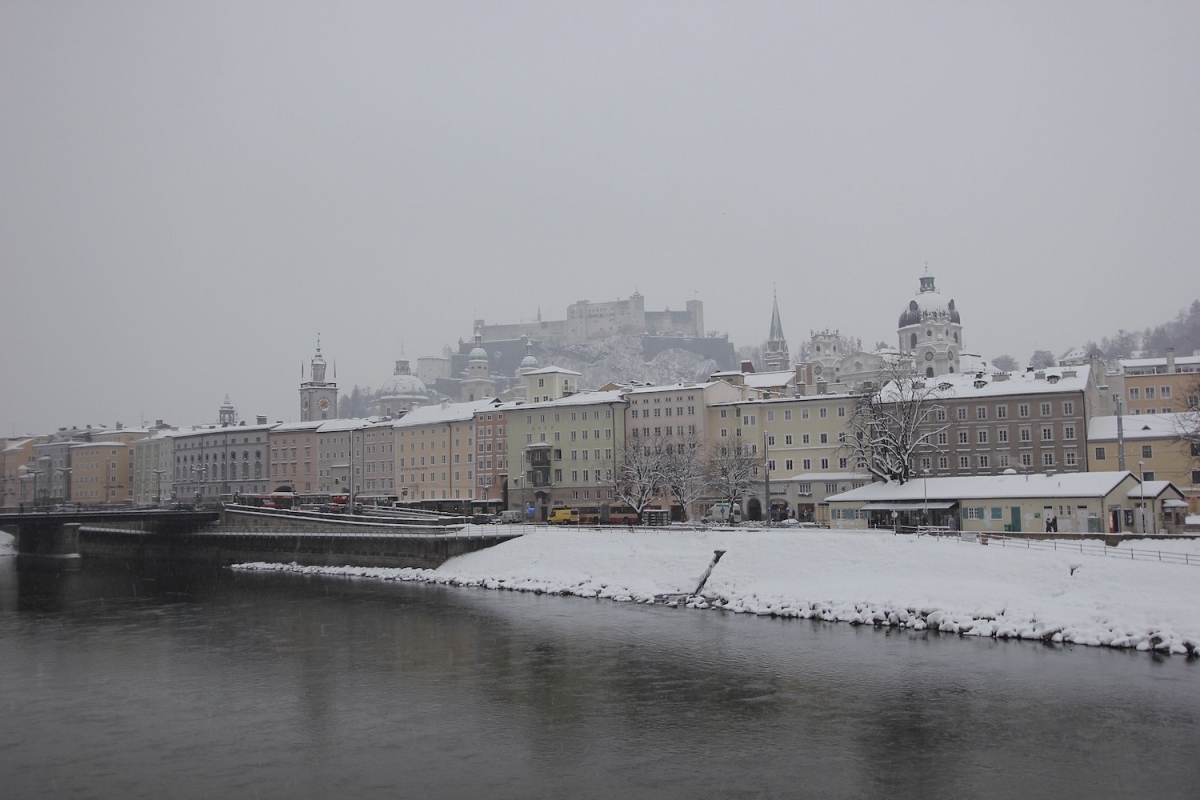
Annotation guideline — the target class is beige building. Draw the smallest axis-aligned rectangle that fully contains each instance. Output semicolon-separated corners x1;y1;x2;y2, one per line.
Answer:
69;429;150;505
708;388;863;522
316;418;364;495
1088;412;1199;514
360;419;397;499
270;421;323;494
826;471;1144;534
394;399;497;504
507;390;627;520
2;437;43;509
473;402;510;508
1117;350;1200;415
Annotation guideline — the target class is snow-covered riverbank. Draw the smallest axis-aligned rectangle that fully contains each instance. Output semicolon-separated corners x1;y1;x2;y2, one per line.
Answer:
234;527;1200;656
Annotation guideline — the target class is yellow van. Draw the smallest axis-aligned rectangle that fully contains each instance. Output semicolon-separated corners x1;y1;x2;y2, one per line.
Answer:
547;508;580;525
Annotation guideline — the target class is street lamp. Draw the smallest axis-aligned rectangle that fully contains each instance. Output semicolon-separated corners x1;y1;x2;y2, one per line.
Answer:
30;469;44;508
153;469;166;506
520;471;526;523
922;468;930;530
56;467;72;507
1139;460;1147;534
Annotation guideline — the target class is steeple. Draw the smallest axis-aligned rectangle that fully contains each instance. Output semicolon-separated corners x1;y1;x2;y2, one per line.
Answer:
763;291;790;371
310;334;327;383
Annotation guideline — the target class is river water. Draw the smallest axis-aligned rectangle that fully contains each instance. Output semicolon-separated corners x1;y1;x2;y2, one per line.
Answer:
1;556;1196;799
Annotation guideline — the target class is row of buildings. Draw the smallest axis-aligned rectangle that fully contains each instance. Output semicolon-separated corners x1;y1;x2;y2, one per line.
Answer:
3;274;1197;529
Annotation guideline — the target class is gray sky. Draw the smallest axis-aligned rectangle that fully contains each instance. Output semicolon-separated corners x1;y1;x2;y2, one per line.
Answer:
2;1;1197;435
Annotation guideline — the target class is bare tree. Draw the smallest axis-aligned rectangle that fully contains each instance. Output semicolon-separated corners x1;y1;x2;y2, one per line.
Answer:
660;432;708;521
842;363;949;484
1174;374;1200;469
706;437;761;515
608;435;666;523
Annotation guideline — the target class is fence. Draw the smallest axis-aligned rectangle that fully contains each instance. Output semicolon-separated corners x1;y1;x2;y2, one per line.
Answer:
916;529;1197;566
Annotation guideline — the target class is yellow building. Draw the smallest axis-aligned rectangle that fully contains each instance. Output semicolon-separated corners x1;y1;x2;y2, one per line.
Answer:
2;437;43;509
69;430;149;505
1118;350;1200;415
1088;413;1199;514
506;390;626;520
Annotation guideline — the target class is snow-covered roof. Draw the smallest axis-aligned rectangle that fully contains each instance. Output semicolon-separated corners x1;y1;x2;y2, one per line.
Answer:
1088;413;1187;441
3;438;35;452
622;381;719;396
743;370;795;389
827;471;1134;503
317;418;371;432
785;472;871;483
523;366;582;377
512;389;626;411
1119;354;1200;371
70;441;132;449
270;421;324;433
880;364;1091;402
1127;481;1184;501
393;399;498;428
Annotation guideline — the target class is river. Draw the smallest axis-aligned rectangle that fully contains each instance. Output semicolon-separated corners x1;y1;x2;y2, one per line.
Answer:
1;556;1196;799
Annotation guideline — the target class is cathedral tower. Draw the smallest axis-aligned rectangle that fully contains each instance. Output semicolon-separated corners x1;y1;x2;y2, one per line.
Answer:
300;336;339;421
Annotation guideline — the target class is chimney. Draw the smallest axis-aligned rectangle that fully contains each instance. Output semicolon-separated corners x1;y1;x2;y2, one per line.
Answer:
1166;347;1176;373
740;360;755;374
256;415;267;425
116;421;123;430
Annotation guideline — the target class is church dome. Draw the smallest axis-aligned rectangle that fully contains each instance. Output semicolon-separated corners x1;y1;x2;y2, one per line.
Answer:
379;360;427;399
469;345;488;362
520;352;539;369
899;274;960;327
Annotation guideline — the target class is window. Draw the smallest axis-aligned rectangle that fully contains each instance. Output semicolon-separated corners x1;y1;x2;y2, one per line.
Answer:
1129;387;1140;400
1141;445;1153;459
1143;471;1155;481
785;459;793;471
958;431;969;444
1145;387;1156;399
838;406;846;418
1042;426;1053;441
767;411;775;422
1019;404;1029;418
1065;452;1077;466
978;430;988;444
939;456;949;470
990;507;1004;520
997;429;1008;443
965;507;982;520
1161;386;1171;399
996;405;1007;419
977;407;987;420
784;410;792;420
802;459;811;470
1192;469;1200;485
1064;426;1075;440
1063;401;1074;415
957;407;967;421
784;435;793;445
937;432;948;445
1095;446;1106;461
1019;427;1031;442
819;408;827;418
1043;452;1054;466
959;455;969;469
819;433;828;444
936;408;947;422
997;454;1010;468
819;458;829;470
802;434;810;444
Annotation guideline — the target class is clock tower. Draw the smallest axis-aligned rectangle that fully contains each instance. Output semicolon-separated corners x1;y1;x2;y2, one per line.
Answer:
300;336;338;421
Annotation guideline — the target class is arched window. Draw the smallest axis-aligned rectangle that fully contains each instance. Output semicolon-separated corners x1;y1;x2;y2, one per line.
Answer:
926;367;934;378
910;333;917;348
241;463;249;480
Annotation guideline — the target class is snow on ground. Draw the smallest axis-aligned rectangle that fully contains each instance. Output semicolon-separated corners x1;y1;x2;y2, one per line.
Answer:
234;527;1200;657
0;532;14;554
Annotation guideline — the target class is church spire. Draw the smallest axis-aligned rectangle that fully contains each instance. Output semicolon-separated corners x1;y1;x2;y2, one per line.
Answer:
763;291;790;371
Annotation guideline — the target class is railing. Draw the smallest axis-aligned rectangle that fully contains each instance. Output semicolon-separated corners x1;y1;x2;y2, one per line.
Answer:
921;530;1197;566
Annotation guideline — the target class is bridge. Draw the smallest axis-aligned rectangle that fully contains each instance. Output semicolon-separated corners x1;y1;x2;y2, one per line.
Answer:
0;507;520;570
0;509;222;569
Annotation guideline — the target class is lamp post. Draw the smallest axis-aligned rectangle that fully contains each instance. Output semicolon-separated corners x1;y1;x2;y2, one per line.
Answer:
922;468;930;530
153;469;166;506
891;509;898;534
520;470;526;523
1137;460;1147;534
56;467;71;507
30;468;44;509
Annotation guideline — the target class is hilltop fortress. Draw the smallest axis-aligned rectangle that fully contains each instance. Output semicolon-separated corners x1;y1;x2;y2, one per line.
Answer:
474;292;705;346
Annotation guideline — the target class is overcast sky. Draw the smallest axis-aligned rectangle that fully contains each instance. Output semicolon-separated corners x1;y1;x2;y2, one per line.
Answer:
2;1;1197;436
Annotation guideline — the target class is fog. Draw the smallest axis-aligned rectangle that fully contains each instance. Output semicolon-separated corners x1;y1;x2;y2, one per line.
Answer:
2;1;1196;434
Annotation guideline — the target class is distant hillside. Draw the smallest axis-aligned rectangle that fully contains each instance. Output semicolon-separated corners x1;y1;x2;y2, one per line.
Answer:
1074;299;1200;363
541;335;721;390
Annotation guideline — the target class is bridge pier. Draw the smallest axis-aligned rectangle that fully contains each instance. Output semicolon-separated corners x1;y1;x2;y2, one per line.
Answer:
17;522;83;571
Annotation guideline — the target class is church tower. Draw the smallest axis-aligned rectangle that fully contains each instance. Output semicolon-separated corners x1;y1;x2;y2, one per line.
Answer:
218;395;237;426
898;270;963;378
461;331;496;402
763;292;790;371
300;336;339;421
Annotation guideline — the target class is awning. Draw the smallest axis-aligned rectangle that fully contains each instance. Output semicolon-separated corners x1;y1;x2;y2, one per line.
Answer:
858;501;958;511
1163;499;1189;509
